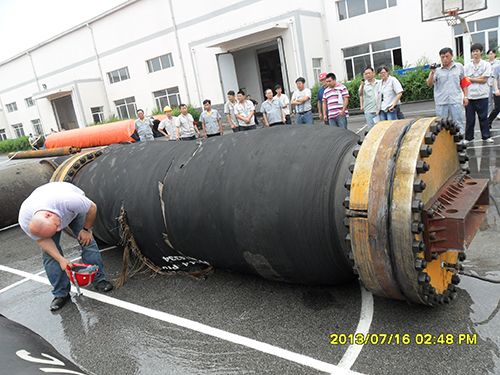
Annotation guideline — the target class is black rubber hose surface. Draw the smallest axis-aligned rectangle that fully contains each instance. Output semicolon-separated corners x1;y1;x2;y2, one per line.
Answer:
74;126;358;285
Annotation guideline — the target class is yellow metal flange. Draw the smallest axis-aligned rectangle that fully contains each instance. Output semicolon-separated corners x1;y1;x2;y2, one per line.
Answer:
349;119;413;300
51;148;104;183
390;117;460;304
349;117;472;306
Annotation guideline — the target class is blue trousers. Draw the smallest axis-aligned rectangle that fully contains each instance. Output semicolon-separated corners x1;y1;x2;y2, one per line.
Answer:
43;213;107;297
379;107;398;120
328;115;348;129
296;111;313;124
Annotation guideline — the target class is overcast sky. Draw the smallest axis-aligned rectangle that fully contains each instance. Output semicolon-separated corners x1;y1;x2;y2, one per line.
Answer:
0;0;125;62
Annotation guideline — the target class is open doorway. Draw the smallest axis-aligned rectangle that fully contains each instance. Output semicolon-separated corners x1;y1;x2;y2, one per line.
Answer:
257;47;283;96
52;95;78;130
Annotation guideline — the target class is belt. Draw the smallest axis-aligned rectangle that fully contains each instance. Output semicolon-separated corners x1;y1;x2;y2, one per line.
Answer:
298;110;311;115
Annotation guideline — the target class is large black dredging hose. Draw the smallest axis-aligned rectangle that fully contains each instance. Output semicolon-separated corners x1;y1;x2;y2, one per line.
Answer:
0;160;56;228
51;119;488;306
72;125;357;285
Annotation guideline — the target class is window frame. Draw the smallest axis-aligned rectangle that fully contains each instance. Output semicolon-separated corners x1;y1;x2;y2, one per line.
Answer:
6;102;18;112
91;106;105;124
343;37;402;80
31;119;43;136
107;67;130;84
312;58;323;85
114;96;137;119
152;86;181;111
146;53;174;73
454;16;499;56
337;0;397;21
11;123;25;138
25;97;35;107
0;129;7;141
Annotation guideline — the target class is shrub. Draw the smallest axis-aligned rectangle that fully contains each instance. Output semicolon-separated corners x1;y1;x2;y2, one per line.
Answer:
311;82;321;112
397;67;434;102
0;136;31;153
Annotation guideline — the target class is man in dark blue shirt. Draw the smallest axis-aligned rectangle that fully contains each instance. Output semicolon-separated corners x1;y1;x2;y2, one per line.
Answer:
317;72;328;125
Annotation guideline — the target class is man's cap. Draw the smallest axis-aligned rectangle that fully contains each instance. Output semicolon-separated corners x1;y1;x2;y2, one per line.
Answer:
163;106;172;113
319;72;327;80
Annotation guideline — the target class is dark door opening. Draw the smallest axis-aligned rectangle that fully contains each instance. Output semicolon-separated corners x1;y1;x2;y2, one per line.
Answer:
52;95;78;130
257;48;283;99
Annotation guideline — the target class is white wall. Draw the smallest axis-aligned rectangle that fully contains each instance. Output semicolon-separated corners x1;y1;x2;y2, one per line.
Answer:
77;80;111;125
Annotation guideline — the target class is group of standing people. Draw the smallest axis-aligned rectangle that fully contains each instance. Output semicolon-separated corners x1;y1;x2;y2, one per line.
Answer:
134;104;201;142
427;43;497;143
135;42;499;143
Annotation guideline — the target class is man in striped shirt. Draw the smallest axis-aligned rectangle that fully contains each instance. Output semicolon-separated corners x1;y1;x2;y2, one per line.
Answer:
322;73;349;129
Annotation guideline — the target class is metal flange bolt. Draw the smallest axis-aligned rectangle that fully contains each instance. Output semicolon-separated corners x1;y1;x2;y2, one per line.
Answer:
413;179;427;193
424;132;436;144
412;199;424;212
420;145;433;158
416;161;430;174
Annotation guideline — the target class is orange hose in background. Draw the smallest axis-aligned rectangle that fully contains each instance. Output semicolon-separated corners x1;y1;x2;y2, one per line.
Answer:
44;115;166;149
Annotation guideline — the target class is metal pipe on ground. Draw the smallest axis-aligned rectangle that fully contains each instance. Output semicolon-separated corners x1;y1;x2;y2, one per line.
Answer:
8;147;80;160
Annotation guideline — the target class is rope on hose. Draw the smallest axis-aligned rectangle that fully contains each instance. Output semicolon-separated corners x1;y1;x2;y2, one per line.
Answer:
115;206;213;288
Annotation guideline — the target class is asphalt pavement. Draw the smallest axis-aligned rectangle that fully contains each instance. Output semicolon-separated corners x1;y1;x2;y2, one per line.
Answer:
0;101;499;375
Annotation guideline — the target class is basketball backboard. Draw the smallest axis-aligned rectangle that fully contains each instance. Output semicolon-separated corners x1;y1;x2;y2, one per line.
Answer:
421;0;487;22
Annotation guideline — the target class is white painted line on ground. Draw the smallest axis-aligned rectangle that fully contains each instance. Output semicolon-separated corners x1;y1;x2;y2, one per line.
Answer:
0;223;19;232
0;246;117;295
337;284;374;370
467;143;500;149
356;125;367;134
0;264;365;375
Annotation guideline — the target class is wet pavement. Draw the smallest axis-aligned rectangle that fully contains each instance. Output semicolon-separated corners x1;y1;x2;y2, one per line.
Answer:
0;111;499;375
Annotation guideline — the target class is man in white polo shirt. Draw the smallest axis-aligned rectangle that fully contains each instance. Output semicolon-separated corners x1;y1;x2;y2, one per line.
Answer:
18;182;113;311
158;106;178;140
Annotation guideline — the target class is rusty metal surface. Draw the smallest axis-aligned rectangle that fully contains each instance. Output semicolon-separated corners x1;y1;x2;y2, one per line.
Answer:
349;120;411;300
8;147;80;159
423;174;489;255
349;116;482;305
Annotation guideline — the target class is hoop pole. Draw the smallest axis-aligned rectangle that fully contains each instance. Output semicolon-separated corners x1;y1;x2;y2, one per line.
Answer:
460;16;471;64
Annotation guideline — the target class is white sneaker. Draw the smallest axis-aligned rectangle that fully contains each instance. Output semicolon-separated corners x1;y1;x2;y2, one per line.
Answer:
463;140;469;145
485;137;494;143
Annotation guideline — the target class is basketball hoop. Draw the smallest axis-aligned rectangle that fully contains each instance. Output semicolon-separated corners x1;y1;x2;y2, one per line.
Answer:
444;7;461;26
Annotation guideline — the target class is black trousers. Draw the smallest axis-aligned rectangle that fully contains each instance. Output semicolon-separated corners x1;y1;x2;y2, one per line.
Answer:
465;98;490;141
238;125;256;132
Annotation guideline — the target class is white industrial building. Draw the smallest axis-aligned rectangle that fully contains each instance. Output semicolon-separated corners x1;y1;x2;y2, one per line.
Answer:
0;0;498;139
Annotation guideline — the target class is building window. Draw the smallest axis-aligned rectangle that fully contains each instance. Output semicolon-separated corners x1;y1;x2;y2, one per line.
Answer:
12;123;25;138
0;129;6;141
147;53;174;73
6;102;18;112
153;87;181;110
454;16;499;56
312;58;323;85
25;97;35;107
31;119;43;135
91;106;105;124
343;37;402;80
114;97;137;119
337;0;397;20
107;67;130;84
